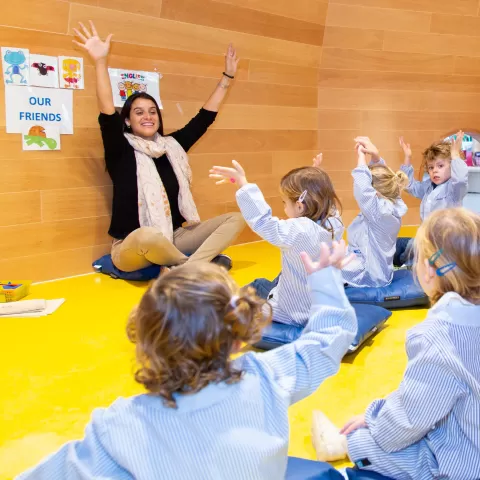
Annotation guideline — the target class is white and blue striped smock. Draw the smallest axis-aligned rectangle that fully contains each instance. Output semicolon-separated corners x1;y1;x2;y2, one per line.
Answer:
401;158;468;221
347;292;480;480
236;183;344;327
17;267;357;480
342;162;407;288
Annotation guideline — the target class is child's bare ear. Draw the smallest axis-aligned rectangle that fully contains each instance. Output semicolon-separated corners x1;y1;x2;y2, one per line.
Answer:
296;201;306;214
423;258;436;285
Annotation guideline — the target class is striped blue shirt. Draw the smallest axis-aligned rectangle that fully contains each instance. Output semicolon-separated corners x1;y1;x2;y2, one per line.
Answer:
401;158;468;221
17;268;357;480
342;163;407;288
236;183;344;327
347;292;480;480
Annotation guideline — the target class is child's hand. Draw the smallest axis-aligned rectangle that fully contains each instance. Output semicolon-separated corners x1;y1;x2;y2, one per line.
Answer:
355;142;367;166
300;239;355;275
451;130;464;159
312;153;323;168
354;136;380;162
209;160;248;188
340;414;367;435
399;136;412;165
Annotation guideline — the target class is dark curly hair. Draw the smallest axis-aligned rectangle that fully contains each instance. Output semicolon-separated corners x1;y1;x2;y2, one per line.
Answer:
127;262;271;408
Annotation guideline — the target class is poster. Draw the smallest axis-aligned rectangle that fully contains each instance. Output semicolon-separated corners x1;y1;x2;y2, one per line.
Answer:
108;68;162;108
5;85;73;134
22;125;60;151
29;54;59;88
58;56;84;89
2;47;29;85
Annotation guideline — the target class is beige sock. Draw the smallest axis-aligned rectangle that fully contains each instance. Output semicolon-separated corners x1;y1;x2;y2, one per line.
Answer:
311;411;348;462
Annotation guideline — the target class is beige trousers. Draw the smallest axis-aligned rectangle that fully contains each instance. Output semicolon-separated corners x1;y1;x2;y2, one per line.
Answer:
111;212;245;272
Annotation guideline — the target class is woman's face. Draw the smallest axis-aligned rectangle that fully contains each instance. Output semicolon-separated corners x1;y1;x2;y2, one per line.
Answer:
127;97;160;139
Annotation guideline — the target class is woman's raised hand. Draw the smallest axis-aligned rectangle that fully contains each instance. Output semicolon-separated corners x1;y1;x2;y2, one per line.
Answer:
209;160;248;188
300;240;355;275
224;43;240;77
73;21;113;62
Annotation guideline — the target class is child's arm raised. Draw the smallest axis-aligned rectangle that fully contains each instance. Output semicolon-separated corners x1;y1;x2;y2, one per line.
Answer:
239;241;357;405
345;331;465;453
210;161;310;249
449;130;469;200
351;141;385;222
399;136;430;199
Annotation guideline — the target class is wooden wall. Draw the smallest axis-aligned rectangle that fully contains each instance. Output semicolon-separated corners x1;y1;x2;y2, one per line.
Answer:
3;0;478;281
319;0;480;225
0;0;326;281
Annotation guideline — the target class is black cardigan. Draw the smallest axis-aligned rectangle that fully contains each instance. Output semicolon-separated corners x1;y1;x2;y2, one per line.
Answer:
99;109;217;240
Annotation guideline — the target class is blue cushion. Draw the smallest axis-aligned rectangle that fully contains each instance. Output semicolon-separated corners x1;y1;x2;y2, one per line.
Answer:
286;456;343;479
345;269;429;309
254;303;391;354
92;255;161;281
285;457;393;479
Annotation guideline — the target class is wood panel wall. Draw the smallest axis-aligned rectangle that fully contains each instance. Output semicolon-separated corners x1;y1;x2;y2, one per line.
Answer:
3;0;478;281
0;0;326;281
320;0;480;225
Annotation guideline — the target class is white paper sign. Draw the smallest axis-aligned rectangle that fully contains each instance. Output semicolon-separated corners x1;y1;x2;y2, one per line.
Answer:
58;56;84;89
2;47;29;85
29;54;59;88
22;125;60;151
108;68;162;108
5;85;73;134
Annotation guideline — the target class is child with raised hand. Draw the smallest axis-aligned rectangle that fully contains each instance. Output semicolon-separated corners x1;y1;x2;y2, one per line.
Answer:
210;159;344;327
18;242;357;480
394;132;469;266
312;207;480;480
341;137;408;287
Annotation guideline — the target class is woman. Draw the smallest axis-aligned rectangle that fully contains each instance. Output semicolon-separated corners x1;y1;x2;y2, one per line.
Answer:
73;21;245;272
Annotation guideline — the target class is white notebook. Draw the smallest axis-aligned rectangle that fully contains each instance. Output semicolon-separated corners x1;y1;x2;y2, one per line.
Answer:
0;299;65;317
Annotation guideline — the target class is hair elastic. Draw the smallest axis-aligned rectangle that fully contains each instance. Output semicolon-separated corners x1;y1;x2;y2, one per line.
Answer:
428;249;456;277
298;190;308;203
230;295;239;309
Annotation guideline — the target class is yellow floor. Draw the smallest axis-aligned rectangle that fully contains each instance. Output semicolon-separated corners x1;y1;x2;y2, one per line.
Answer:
0;233;425;479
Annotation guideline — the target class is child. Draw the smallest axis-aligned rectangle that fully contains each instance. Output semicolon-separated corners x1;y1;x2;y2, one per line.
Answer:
342;137;408;287
394;132;469;266
312;207;480;480
18;243;357;479
246;153;344;301
210;159;344;327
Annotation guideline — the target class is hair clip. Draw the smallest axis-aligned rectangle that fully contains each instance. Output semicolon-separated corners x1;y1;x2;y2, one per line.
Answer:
428;249;456;277
298;190;308;203
230;295;239;309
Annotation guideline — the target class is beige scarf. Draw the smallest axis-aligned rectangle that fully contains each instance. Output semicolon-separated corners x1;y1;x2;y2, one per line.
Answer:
125;133;200;242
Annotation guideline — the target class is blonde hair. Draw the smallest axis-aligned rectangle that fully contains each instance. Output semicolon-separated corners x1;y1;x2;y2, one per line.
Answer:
127;263;271;408
370;164;409;201
280;166;342;237
415;208;480;305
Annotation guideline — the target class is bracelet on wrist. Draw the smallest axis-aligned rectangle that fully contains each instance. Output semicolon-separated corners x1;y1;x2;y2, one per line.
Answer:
222;72;234;80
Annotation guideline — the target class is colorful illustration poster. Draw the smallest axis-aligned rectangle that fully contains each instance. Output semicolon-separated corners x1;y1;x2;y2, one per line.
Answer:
2;47;29;86
29;54;59;88
58;56;84;89
5;85;73;134
108;68;162;108
22;125;61;151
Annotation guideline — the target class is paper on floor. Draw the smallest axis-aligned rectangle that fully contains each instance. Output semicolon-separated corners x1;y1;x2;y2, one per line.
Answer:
0;299;65;317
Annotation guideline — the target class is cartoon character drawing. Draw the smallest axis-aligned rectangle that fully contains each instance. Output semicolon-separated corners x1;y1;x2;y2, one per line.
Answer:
118;81;127;101
4;50;28;84
138;83;147;93
124;80;133;98
24;125;58;150
62;58;81;88
32;62;55;76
